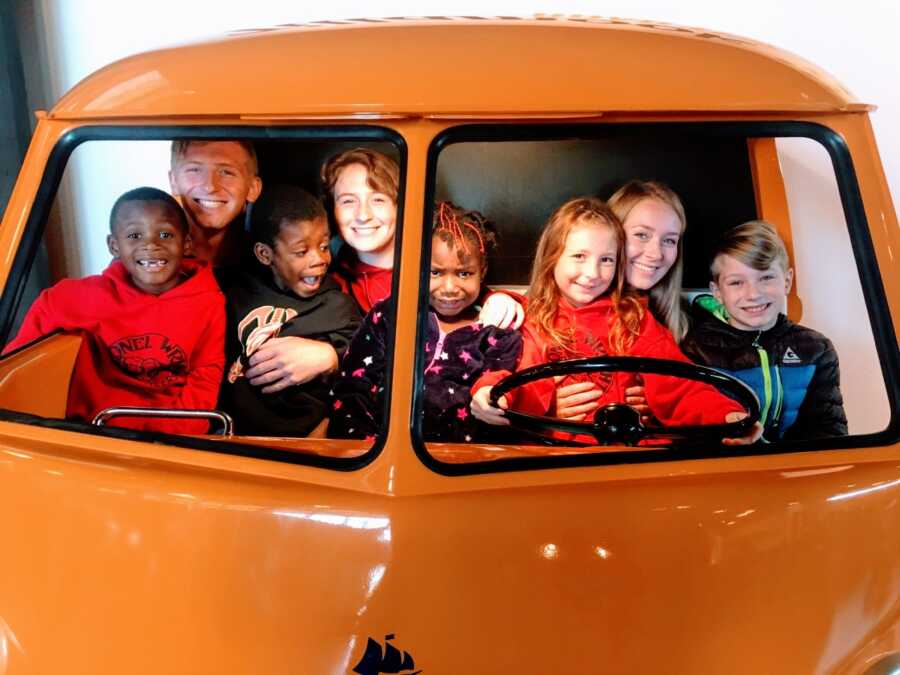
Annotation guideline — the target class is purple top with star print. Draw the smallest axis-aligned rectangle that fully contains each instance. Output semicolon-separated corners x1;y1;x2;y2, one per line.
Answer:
327;297;522;442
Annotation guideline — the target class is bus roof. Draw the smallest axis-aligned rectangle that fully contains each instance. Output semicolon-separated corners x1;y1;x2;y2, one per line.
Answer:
49;16;868;120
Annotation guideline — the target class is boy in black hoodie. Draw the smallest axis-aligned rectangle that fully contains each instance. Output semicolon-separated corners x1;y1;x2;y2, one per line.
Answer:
681;220;847;441
221;185;360;436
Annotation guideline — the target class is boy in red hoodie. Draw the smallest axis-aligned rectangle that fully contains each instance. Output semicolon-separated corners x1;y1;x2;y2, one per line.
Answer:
4;187;225;434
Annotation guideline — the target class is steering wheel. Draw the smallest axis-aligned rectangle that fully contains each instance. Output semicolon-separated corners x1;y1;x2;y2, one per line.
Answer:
489;356;760;446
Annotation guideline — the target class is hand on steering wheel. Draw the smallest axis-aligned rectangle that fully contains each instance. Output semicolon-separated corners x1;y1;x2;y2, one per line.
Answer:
489;356;761;446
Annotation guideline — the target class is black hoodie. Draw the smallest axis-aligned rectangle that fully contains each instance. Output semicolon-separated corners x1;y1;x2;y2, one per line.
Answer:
220;268;360;436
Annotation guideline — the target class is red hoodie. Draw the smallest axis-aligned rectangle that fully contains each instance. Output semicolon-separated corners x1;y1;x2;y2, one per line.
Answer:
474;296;742;428
331;247;393;315
4;259;225;434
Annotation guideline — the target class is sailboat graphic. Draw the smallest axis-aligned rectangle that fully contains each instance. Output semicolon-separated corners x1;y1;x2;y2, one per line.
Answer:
352;633;422;674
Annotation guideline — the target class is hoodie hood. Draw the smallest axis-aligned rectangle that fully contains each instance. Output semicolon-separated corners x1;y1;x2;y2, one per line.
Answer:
103;258;219;300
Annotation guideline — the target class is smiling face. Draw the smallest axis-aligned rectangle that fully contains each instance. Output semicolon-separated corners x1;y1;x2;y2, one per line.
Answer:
107;200;188;295
254;217;331;299
553;222;618;308
622;198;682;291
429;236;483;318
711;254;793;332
168;141;262;232
333;163;397;268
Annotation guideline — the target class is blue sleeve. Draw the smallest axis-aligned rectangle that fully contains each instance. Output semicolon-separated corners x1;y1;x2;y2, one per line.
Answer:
783;337;848;439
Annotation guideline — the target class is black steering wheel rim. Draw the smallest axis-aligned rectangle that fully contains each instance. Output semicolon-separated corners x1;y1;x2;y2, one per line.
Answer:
489;356;761;446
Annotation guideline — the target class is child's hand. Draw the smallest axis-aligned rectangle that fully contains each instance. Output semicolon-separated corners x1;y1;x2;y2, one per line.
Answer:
479;293;524;330
624;376;651;424
471;386;510;426
246;336;339;394
721;412;764;445
554;380;601;421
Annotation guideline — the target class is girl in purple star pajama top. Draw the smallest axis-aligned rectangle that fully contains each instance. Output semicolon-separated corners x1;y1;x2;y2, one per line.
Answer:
327;202;522;443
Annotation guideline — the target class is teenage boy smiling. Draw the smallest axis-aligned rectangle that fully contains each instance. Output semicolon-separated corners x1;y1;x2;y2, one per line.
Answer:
170;139;336;394
168;140;262;267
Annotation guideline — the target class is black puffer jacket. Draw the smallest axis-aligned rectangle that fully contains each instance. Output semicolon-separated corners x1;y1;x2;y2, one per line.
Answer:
681;297;848;441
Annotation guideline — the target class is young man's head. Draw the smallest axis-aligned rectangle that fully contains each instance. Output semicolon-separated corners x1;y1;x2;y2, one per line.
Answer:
709;220;794;332
251;184;330;298
107;186;190;295
321;147;399;268
168;140;262;233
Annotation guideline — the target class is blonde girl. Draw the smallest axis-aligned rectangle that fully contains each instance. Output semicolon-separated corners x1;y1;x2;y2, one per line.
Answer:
609;180;689;340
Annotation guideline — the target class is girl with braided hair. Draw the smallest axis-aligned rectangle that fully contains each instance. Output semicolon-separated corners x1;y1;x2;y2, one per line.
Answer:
328;202;522;442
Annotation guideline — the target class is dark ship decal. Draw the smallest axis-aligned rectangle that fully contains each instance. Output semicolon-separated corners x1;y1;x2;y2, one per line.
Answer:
352;633;422;674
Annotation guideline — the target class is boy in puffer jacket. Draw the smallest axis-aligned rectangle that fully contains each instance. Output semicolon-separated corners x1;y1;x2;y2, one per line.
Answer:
681;220;847;441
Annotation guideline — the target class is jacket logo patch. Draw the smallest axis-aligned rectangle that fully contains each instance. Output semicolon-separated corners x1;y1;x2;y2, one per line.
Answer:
109;333;187;388
783;347;801;364
353;633;422;674
228;306;298;383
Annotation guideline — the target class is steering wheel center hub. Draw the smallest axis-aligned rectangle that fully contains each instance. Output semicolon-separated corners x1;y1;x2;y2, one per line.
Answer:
592;403;643;445
488;355;760;446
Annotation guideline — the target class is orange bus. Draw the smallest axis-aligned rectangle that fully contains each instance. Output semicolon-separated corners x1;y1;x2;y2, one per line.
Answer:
0;17;897;674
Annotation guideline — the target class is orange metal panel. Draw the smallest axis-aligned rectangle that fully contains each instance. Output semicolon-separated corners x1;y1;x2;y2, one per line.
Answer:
0;333;80;417
0;433;899;674
50;18;864;120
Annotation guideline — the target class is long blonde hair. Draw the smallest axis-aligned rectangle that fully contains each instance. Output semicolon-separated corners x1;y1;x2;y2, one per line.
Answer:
608;180;689;342
527;197;643;356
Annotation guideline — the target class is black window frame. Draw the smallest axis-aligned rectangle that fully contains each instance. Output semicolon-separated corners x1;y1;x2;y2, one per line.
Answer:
0;124;407;472
411;120;900;476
